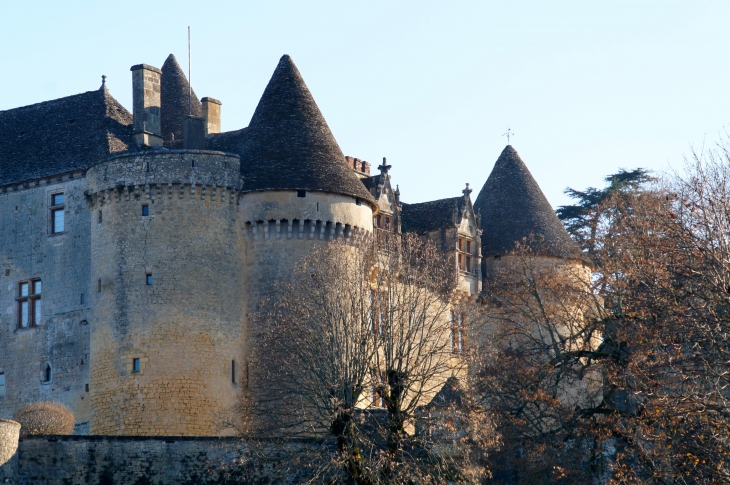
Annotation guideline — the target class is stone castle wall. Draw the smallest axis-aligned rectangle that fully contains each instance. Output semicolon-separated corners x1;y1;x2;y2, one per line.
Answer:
86;150;245;436
0;434;325;484
0;173;92;429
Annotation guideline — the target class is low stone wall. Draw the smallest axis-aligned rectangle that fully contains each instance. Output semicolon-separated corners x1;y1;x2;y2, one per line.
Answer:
0;435;327;484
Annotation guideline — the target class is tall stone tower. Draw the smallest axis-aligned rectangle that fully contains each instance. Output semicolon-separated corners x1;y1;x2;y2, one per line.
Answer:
237;55;377;431
85;60;245;436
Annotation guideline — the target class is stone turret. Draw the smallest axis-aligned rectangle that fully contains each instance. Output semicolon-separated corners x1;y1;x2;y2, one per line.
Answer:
239;55;376;434
85;149;244;436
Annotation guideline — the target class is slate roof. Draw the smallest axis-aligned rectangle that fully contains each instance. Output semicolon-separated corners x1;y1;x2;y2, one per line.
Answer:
401;196;464;234
161;54;203;144
474;145;587;262
238;55;375;205
0;86;133;186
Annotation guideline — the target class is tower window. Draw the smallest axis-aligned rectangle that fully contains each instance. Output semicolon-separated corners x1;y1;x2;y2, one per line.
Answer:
97;279;102;292
80;293;85;305
297;190;306;198
98;210;102;223
142;205;149;216
132;358;141;373
146;274;153;285
232;360;236;383
50;192;65;234
43;364;52;383
18;279;41;328
0;372;5;397
356;198;362;206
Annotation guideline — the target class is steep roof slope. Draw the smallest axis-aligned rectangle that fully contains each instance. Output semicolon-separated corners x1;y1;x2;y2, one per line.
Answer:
161;54;203;144
239;55;374;204
401;196;464;234
474;145;586;261
0;86;133;186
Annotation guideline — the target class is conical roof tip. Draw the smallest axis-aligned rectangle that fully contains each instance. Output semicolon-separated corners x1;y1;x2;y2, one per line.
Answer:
240;55;375;204
161;53;202;143
474;145;588;262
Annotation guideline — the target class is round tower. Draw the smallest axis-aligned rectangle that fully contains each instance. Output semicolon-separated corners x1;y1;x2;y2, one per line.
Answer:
86;149;244;436
473;145;592;282
236;55;376;433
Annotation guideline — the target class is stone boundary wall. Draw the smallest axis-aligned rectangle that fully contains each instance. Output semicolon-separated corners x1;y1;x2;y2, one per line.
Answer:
0;435;327;484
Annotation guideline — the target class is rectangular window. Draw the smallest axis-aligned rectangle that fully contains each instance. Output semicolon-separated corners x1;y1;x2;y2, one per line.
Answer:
98;211;102;223
50;192;65;234
132;358;140;373
297;190;306;198
142;205;149;216
80;293;85;305
458;237;464;251
0;372;5;397
466;256;472;272
97;279;102;292
146;274;152;285
450;311;465;354
466;240;471;253
458;254;464;271
18;279;41;328
232;360;236;383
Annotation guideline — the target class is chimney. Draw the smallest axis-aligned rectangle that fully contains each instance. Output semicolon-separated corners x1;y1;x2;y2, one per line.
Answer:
130;64;163;148
183;116;206;150
201;97;221;135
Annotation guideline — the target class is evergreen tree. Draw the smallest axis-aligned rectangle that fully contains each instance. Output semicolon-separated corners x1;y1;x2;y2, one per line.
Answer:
556;168;652;254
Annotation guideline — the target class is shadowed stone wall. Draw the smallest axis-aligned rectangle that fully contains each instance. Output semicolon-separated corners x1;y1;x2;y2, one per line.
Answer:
0;434;325;484
0;173;92;429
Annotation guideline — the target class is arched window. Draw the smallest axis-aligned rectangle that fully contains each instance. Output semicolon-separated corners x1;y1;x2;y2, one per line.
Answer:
43;364;51;383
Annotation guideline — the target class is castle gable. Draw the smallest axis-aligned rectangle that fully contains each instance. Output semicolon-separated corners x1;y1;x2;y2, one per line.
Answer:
0;87;133;186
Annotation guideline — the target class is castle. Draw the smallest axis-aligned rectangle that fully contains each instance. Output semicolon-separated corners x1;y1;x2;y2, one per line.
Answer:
0;53;586;438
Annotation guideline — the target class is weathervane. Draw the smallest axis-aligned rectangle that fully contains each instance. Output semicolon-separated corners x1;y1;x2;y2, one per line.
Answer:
503;127;514;144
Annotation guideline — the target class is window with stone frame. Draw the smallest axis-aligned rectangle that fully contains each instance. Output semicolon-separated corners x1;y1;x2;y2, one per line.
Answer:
457;236;474;273
50;192;65;234
450;310;466;354
18;279;41;328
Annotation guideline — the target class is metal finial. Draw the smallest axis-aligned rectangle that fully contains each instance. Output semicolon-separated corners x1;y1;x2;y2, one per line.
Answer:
503;127;514;144
101;75;107;85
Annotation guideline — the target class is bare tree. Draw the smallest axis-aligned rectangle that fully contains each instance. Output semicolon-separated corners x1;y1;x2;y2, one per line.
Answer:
240;233;487;483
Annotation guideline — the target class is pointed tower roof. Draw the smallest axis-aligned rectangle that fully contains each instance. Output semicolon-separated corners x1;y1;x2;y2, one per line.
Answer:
474;146;587;262
239;55;375;205
161;54;202;143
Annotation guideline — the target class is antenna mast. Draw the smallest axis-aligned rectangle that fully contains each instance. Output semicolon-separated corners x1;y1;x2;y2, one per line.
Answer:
188;26;192;116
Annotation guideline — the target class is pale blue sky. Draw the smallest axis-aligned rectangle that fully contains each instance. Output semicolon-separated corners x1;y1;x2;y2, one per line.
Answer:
2;1;728;207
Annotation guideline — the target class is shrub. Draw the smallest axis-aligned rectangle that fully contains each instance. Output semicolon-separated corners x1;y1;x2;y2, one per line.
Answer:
13;402;75;436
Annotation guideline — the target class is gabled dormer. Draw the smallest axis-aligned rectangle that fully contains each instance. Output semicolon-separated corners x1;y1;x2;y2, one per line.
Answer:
400;184;482;296
357;157;402;234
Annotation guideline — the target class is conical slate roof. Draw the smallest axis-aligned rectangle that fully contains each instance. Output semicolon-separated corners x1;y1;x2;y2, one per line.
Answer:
474;146;587;262
239;55;375;205
161;54;202;144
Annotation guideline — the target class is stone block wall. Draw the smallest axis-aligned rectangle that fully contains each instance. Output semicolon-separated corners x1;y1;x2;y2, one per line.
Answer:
0;435;325;484
86;151;245;436
0;173;92;428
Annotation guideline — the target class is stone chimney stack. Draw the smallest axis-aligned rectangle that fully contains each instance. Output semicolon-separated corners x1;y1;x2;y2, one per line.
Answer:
201;97;221;135
130;64;163;148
